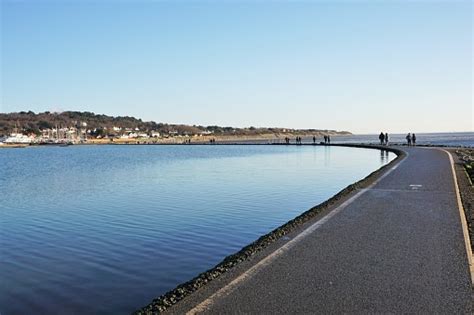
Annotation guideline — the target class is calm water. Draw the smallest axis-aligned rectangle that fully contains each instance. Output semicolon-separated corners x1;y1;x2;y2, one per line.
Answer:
330;132;474;147
225;132;473;147
1;145;394;314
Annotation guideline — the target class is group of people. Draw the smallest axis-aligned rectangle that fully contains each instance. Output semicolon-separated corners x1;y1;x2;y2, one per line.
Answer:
378;132;417;146
406;133;416;146
323;135;331;144
378;132;389;145
284;135;331;145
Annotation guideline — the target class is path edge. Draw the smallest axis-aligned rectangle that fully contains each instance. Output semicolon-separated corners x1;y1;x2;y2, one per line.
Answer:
442;149;474;286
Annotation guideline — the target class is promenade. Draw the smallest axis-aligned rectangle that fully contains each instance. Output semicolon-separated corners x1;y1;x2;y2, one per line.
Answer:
167;147;472;314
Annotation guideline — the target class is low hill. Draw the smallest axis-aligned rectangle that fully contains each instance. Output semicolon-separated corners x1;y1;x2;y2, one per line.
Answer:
0;111;351;137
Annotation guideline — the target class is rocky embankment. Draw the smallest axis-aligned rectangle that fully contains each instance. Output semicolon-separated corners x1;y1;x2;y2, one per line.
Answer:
454;149;474;252
454;148;474;251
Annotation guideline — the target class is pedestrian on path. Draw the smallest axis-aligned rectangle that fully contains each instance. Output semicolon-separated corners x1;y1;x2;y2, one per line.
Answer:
406;133;412;146
379;132;385;145
385;133;389;145
412;133;416;146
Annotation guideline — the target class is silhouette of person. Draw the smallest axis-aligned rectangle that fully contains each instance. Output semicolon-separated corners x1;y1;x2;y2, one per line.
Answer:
379;132;384;145
406;133;412;146
385;133;389;145
327;135;331;144
313;136;316;144
412;133;416;146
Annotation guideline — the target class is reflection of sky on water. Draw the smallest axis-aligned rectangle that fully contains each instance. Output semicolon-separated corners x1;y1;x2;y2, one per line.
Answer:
0;145;395;314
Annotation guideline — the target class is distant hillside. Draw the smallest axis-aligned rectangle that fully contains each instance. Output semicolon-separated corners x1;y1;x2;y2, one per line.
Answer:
0;111;351;137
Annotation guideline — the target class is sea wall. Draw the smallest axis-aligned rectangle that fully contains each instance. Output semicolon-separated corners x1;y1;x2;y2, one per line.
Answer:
134;145;405;314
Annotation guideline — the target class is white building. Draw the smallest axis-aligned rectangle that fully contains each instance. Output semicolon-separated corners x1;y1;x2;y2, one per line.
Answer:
4;133;33;144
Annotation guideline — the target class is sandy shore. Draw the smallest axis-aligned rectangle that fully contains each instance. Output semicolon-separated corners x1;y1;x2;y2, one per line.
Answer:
0;132;347;147
0;143;29;148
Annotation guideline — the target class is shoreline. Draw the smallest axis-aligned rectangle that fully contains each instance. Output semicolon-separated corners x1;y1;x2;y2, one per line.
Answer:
134;144;406;314
2;142;473;149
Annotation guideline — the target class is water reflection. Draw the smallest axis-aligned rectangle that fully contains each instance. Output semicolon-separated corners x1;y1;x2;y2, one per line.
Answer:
324;145;331;167
0;145;395;314
380;149;390;164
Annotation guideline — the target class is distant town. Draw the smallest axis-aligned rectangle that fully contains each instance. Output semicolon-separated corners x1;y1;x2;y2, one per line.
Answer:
0;111;351;145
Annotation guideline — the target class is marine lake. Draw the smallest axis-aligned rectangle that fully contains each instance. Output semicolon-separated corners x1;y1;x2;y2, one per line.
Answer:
1;145;395;314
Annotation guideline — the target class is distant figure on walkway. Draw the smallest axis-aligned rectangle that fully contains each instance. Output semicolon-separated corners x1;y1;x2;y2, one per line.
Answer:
379;132;385;145
406;133;412;146
324;135;327;144
313;136;316;144
385;133;389;145
327;135;331;144
412;133;416;146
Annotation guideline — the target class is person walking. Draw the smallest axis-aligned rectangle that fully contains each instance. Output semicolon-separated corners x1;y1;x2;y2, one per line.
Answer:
406;133;412;146
385;133;389;145
313;136;316;144
327;135;331;144
412;133;416;146
379;132;385;145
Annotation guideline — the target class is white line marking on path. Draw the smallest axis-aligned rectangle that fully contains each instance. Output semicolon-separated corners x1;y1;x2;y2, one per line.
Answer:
409;184;423;190
186;151;408;314
441;149;474;286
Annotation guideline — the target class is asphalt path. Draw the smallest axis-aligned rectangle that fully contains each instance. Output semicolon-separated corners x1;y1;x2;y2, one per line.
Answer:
169;147;472;314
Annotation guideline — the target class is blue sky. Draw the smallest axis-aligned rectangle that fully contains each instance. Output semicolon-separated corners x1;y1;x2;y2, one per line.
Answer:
1;1;472;133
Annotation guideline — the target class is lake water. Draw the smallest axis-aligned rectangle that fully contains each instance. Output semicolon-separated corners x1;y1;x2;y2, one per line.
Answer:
0;145;394;314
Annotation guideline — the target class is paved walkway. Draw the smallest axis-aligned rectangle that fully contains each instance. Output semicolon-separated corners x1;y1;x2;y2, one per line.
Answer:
172;147;472;314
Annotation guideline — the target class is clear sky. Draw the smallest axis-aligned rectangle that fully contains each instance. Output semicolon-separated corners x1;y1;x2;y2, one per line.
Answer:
1;0;472;134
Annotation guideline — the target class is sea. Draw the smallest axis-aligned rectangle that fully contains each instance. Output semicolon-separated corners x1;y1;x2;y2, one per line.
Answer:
221;132;473;147
0;145;395;314
329;132;474;147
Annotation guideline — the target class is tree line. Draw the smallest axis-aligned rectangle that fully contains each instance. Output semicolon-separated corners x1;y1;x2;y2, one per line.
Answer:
0;111;349;137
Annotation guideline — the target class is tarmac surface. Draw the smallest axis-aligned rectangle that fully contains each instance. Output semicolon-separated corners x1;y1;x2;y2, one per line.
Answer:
168;147;472;314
